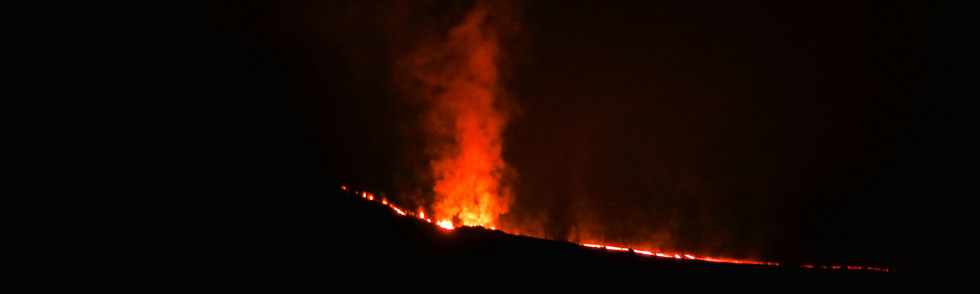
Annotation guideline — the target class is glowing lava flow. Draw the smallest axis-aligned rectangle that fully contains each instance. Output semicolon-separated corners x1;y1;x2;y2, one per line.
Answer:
349;187;455;232
341;184;890;272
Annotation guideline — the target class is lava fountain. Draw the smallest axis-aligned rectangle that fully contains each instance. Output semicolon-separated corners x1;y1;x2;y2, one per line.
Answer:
402;1;515;228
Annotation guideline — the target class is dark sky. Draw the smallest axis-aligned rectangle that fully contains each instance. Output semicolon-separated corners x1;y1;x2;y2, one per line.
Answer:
207;0;928;267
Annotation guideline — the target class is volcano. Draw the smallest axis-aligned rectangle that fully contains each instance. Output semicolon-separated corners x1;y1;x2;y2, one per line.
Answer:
332;185;888;273
201;0;918;275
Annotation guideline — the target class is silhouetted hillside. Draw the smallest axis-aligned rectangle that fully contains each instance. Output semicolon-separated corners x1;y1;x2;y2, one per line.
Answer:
329;188;825;273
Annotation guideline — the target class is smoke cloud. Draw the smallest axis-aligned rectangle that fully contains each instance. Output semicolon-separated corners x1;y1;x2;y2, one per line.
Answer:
397;1;520;228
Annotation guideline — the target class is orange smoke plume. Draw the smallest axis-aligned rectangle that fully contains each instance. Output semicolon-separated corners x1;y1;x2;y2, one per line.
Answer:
403;1;515;228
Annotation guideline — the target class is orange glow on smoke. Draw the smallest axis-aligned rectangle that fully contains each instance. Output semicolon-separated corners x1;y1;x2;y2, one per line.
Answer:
405;0;512;230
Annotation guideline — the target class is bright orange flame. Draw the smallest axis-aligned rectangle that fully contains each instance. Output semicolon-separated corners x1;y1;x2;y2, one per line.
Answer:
634;250;654;256
605;245;629;252
436;220;454;230
406;0;512;229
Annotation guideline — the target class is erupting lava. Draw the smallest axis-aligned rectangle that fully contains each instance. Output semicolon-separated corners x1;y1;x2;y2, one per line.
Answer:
342;184;891;272
382;0;891;273
402;0;513;229
436;220;455;231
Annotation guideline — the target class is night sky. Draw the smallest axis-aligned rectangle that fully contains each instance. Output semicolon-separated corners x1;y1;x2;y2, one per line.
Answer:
206;1;928;268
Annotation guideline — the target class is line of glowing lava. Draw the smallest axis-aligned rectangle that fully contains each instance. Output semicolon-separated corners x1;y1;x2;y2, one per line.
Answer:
342;184;452;231
339;184;889;272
